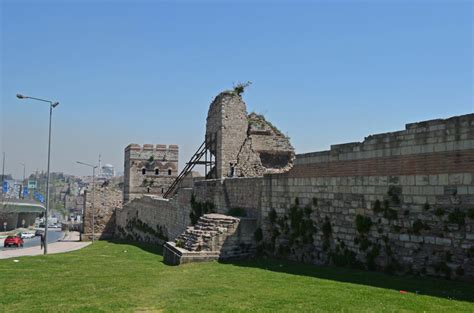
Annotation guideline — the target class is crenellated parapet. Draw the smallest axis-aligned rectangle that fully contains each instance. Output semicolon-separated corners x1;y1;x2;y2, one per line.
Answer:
124;143;179;203
125;144;179;162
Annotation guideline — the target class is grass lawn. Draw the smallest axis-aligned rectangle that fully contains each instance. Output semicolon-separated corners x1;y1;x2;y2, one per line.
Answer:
0;241;473;312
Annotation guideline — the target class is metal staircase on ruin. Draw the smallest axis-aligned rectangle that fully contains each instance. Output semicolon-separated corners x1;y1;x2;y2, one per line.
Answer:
163;138;215;199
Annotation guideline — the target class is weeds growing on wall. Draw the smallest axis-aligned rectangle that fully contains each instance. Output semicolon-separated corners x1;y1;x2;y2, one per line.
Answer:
227;207;247;217
321;216;332;252
423;202;431;211
254;228;263;242
448;208;466;226
175;239;184;248
329;241;361;269
248;112;285;137
467;208;474;220
259;182;470;279
412;219;430;235
190;194;216;225
355;215;372;234
120;217;169;242
373;200;382;213
264;198;318;259
366;243;381;270
387;186;402;205
372;186;401;220
233;81;252;96
434;208;445;217
268;208;277;224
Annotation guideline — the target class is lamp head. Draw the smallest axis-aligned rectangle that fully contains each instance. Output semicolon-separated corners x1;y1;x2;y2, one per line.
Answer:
16;94;25;99
52;102;59;108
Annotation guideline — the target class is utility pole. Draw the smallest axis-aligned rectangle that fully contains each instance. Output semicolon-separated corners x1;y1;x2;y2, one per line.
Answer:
1;152;5;191
98;154;102;179
22;163;26;182
17;93;60;255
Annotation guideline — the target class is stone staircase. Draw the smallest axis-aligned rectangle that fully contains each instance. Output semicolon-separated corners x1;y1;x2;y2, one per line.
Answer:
163;213;257;265
176;214;239;251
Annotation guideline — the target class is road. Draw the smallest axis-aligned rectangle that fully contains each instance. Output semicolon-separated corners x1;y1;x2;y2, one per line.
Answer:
0;229;64;251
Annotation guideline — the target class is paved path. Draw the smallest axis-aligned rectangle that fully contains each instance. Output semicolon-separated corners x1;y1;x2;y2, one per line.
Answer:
0;232;91;260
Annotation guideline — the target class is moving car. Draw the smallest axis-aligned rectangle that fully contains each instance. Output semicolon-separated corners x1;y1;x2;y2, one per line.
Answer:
20;232;35;239
4;235;24;247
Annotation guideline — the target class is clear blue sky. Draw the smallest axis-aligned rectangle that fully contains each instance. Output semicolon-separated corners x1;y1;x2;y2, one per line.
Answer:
1;0;473;178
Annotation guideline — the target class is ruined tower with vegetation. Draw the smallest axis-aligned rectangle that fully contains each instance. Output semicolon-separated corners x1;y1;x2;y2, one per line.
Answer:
205;83;295;179
116;85;474;281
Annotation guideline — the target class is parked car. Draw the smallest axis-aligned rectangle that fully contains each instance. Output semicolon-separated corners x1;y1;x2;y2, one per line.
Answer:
20;232;35;239
4;235;24;247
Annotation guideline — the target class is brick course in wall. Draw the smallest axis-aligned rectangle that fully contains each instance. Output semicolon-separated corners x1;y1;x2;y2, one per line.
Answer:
288;150;474;178
259;114;474;281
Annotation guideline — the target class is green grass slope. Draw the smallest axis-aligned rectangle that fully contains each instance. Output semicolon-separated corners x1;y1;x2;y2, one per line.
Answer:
0;241;472;312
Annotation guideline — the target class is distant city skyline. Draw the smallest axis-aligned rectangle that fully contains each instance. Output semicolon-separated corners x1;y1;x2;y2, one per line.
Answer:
1;0;472;179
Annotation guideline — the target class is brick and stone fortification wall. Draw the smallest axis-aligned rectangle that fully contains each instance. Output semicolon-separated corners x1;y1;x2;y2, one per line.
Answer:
193;177;263;219
116;177;262;244
260;113;474;280
82;184;122;241
115;189;193;243
124;144;179;203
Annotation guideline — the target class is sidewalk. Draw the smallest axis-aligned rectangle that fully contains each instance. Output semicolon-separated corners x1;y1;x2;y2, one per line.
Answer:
0;231;91;260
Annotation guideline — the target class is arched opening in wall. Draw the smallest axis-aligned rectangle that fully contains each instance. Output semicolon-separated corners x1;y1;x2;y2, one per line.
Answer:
161;188;164;194
168;169;172;176
147;187;150;193
142;168;146;175
155;168;160;175
259;151;293;169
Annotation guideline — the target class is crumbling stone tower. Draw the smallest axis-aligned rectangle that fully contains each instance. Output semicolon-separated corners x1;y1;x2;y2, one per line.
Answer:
205;91;295;178
206;92;248;178
123;144;178;203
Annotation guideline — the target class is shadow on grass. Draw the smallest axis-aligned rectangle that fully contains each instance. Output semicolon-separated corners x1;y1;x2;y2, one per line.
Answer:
105;239;164;256
96;240;474;303
223;257;474;303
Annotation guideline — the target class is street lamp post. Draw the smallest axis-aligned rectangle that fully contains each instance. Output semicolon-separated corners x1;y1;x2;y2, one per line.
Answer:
1;152;5;192
20;163;26;198
17;93;59;255
20;163;26;183
76;161;98;242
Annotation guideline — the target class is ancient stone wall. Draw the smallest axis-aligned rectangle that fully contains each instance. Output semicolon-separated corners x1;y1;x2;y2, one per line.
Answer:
260;114;474;280
82;184;122;241
124;144;179;203
193;177;263;218
237;113;295;177
115;189;193;243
